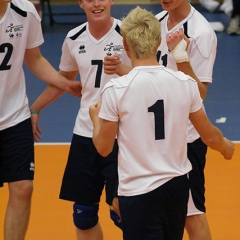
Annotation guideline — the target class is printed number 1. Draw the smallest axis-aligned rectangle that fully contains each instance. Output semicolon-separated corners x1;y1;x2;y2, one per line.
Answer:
92;60;103;88
148;100;165;140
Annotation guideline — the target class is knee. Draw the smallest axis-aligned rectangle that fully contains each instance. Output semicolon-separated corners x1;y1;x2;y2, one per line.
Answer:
73;203;99;230
9;180;33;201
110;209;122;229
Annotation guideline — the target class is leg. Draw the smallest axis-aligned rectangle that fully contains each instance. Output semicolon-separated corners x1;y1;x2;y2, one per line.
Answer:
186;139;211;240
4;180;33;240
76;222;103;240
0;119;34;240
185;214;212;240
59;135;111;240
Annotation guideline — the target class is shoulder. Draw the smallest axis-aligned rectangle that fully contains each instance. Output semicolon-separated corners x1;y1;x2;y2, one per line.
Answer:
11;0;40;20
155;10;168;22
65;22;88;40
186;6;217;57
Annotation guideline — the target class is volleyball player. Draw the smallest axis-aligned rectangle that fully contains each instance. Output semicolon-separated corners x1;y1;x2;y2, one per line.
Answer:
0;0;81;239
30;0;130;239
89;6;234;240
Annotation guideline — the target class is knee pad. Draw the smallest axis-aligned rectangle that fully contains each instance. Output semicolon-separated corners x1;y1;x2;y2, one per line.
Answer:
110;209;122;229
73;203;99;230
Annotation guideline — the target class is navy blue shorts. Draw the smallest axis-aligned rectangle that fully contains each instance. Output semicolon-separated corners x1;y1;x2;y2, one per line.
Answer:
118;175;189;240
59;134;118;206
187;138;207;213
0;118;34;187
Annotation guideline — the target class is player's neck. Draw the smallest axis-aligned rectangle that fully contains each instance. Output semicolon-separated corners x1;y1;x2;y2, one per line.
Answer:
167;3;191;30
88;17;114;40
0;2;8;20
131;56;160;68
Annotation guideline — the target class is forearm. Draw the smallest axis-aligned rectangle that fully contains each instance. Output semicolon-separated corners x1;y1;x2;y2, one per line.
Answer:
177;62;207;100
201;126;226;154
25;50;70;91
30;85;64;111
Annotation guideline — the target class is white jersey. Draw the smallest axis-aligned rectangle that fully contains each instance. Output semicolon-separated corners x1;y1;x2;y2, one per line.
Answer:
0;0;43;130
99;66;202;196
59;18;131;138
155;5;217;143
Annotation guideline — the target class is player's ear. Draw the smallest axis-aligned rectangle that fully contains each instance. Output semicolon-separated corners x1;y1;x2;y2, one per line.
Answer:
123;39;129;52
78;0;83;9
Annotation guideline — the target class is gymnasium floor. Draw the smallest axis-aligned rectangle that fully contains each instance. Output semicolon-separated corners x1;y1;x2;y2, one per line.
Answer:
0;1;240;240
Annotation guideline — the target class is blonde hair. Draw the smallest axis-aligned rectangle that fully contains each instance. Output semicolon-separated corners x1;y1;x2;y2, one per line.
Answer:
121;6;161;59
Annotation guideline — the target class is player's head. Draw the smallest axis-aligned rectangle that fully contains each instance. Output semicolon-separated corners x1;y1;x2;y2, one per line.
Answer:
120;6;161;59
78;0;114;20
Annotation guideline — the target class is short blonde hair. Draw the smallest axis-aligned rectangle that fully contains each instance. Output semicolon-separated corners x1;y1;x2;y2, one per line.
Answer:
121;6;161;59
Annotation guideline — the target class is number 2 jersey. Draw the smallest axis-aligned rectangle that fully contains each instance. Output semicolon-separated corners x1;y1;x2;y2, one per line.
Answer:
0;0;43;130
59;18;130;138
155;5;217;143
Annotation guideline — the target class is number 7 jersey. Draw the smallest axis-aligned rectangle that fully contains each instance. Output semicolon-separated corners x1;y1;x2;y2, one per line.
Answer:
59;18;131;137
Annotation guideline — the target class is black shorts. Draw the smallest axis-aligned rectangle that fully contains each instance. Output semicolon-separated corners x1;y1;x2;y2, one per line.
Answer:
59;134;118;206
0;118;34;187
187;137;207;214
118;175;189;240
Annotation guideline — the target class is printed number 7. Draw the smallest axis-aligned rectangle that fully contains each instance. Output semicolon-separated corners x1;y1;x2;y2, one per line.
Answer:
92;60;103;88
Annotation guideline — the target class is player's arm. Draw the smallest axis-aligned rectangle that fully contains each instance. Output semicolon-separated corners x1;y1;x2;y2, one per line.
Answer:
189;108;235;160
24;47;82;97
30;70;79;142
166;29;208;100
103;55;131;76
89;101;118;157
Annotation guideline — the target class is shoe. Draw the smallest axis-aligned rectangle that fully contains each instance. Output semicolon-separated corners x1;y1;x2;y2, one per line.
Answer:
219;0;233;16
199;0;220;12
227;15;240;35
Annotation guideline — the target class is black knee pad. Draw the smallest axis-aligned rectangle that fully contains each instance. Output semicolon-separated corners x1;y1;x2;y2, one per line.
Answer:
110;209;122;229
73;203;99;230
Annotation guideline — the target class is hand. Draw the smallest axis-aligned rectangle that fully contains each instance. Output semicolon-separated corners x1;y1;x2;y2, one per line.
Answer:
66;80;82;98
89;101;102;124
103;55;121;75
112;197;121;217
221;138;235;160
31;113;42;142
166;28;190;52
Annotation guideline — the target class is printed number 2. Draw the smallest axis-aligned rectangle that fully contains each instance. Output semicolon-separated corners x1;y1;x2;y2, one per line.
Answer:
148;100;165;140
0;43;13;71
92;60;103;88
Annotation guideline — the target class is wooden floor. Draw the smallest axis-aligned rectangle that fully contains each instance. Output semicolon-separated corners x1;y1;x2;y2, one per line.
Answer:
0;144;240;240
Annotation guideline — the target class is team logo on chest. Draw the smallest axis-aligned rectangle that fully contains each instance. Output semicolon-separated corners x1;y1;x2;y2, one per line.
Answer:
5;23;24;39
104;42;124;57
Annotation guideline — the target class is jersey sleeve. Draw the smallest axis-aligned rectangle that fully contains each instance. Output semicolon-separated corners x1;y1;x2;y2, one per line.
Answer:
189;79;203;113
99;83;119;122
25;3;44;49
59;39;78;71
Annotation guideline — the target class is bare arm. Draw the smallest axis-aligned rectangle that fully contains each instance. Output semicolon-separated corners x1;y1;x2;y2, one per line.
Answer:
30;70;79;142
167;29;208;100
89;101;118;157
189;108;235;160
24;47;82;97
